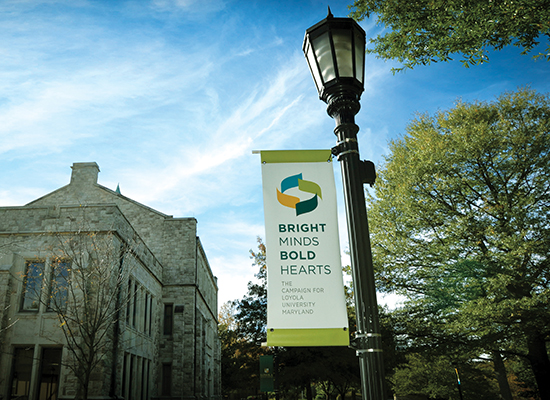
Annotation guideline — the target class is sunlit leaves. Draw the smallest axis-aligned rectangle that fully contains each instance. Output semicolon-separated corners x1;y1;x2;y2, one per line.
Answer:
349;0;550;72
367;88;550;395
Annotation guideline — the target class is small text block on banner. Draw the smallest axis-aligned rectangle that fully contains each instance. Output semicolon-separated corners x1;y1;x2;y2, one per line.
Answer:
260;150;349;347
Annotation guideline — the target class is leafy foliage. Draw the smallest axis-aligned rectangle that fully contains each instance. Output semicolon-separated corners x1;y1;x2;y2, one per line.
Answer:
349;0;550;72
367;88;550;398
234;237;267;344
221;238;363;399
277;346;359;399
219;238;271;398
219;301;269;397
392;352;502;400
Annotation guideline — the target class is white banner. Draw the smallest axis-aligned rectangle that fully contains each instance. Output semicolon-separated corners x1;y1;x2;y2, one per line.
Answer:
260;150;349;347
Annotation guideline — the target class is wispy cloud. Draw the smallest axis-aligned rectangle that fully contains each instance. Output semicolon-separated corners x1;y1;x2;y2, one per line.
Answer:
150;0;226;15
115;52;317;212
3;0;548;306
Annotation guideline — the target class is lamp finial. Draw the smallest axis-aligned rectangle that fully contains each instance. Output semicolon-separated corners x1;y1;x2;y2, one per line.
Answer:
327;6;333;18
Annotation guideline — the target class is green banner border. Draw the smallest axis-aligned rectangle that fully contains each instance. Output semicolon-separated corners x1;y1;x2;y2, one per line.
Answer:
267;328;349;347
261;150;332;164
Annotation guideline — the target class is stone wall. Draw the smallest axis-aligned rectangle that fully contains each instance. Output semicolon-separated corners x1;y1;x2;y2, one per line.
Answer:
0;205;163;400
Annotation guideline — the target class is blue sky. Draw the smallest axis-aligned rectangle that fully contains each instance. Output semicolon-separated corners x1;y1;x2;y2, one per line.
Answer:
1;0;549;307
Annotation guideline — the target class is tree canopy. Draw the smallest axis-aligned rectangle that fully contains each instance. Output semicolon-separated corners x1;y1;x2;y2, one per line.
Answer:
221;238;364;399
219;238;269;398
349;0;550;71
367;88;550;398
233;237;268;344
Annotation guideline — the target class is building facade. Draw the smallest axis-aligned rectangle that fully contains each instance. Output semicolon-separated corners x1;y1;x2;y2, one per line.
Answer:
0;162;221;400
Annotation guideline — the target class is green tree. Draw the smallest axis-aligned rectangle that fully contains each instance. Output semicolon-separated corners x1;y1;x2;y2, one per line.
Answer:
507;356;541;399
388;303;515;398
392;352;501;400
218;301;240;395
367;88;550;399
220;238;271;398
223;238;364;399
234;237;267;344
349;0;550;71
219;301;269;398
276;346;360;400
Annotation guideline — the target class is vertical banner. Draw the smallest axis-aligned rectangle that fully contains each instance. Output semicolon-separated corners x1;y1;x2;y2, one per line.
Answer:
260;355;275;392
260;150;349;347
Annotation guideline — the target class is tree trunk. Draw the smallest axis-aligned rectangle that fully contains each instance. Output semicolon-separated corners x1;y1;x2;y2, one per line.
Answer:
76;380;89;400
74;364;90;400
526;334;550;400
492;351;513;400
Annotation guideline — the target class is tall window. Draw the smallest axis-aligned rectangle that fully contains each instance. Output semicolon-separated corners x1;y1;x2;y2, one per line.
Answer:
145;360;150;400
10;347;34;400
132;282;138;328
161;363;172;396
144;292;149;333
126;279;132;324
37;348;62;400
163;304;173;335
148;296;153;335
129;355;135;400
21;261;44;311
122;353;128;399
48;261;70;310
141;358;147;400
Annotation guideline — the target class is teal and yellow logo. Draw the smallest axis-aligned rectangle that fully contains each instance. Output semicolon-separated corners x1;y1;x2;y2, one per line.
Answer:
277;173;322;216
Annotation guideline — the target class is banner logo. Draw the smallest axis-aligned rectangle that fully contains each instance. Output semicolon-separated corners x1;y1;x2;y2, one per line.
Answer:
276;173;322;216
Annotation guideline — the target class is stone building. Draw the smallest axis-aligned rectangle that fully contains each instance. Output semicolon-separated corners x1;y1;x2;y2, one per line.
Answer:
0;162;221;400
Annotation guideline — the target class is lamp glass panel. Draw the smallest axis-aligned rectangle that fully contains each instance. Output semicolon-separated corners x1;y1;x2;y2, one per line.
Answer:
312;33;336;83
354;29;365;83
332;29;353;78
305;40;324;92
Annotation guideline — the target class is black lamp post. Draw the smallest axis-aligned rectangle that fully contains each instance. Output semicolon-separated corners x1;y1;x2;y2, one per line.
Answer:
303;9;386;400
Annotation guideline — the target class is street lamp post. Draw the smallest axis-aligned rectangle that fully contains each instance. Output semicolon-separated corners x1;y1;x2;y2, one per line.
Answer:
303;9;386;400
